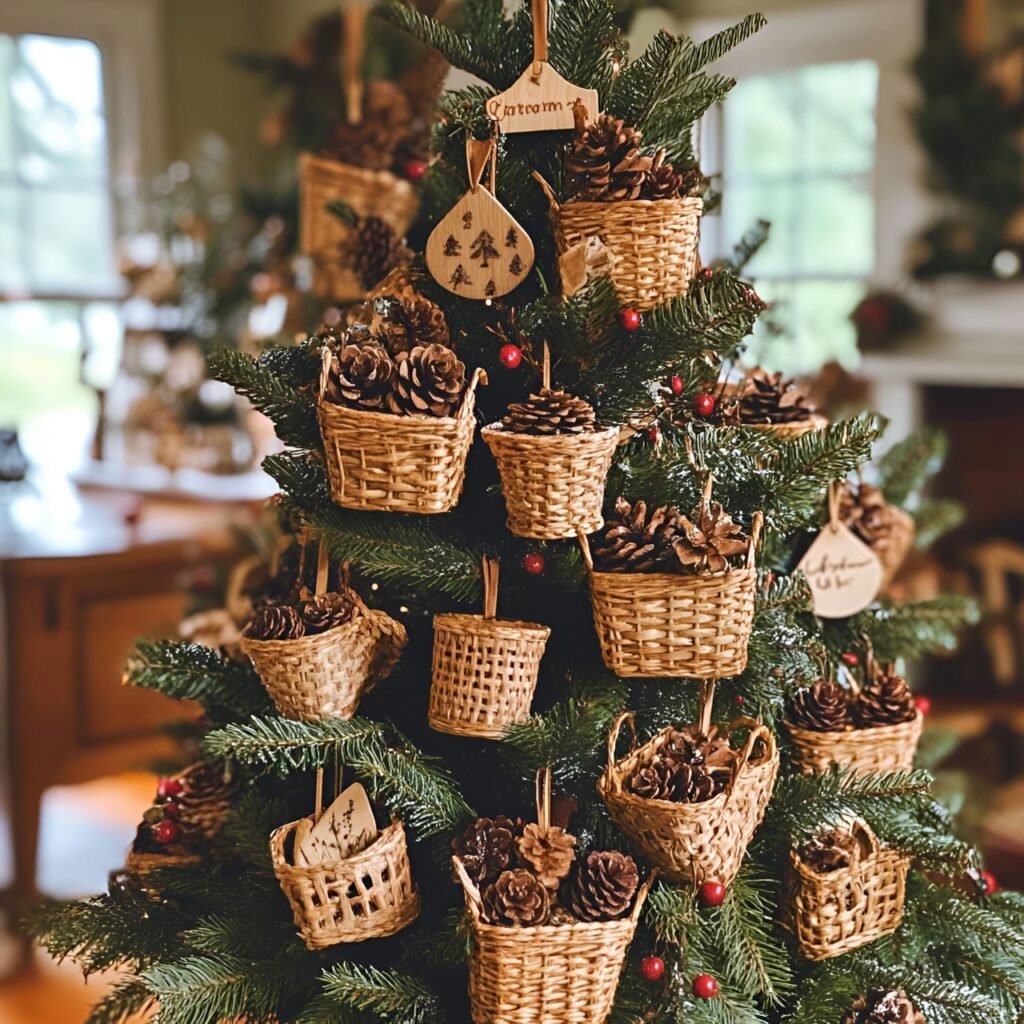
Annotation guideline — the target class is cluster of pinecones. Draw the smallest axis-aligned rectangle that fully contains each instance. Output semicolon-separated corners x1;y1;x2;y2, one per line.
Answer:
628;725;738;803
837;482;907;554
566;107;701;203
592;497;750;575
787;674;918;733
242;591;355;642
322;296;467;418
842;990;925;1024
716;369;819;426
502;388;599;436
797;826;859;873
453;815;639;926
321;81;414;172
343;215;410;291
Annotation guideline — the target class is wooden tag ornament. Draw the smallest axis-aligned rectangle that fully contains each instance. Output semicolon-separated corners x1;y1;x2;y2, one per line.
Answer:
425;135;535;300
298;781;378;865
797;483;884;619
485;0;599;133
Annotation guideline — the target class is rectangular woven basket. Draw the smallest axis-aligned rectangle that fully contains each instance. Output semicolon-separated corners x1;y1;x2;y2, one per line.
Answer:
599;713;779;885
271;818;420;950
786;710;923;776
783;819;910;961
318;367;486;514
454;857;651;1024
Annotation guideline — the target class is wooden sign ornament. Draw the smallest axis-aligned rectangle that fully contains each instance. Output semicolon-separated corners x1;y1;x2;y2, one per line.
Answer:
486;0;599;133
797;481;884;619
425;134;535;300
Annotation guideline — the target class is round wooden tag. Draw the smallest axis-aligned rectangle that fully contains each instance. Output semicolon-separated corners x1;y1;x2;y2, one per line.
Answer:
797;523;884;619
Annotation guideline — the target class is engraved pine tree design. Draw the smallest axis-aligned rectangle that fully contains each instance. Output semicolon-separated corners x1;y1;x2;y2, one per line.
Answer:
484;279;496;297
505;227;518;248
449;263;471;289
509;253;524;276
470;229;499;268
443;234;461;256
462;210;473;230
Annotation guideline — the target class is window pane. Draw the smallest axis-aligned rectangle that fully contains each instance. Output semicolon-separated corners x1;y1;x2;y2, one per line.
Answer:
726;74;799;177
28;187;116;293
0;37;14;175
799;177;874;275
726;181;797;277
802;61;879;173
0;185;23;287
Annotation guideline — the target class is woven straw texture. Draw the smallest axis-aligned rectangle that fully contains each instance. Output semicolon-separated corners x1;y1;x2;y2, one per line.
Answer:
599;714;779;885
550;195;703;312
126;848;201;879
876;505;916;588
786;709;923;776
482;424;620;539
299;153;419;304
271;818;420;950
744;414;829;440
240;595;407;721
429;613;550;739
578;513;761;679
454;857;651;1024
318;368;485;514
784;820;909;961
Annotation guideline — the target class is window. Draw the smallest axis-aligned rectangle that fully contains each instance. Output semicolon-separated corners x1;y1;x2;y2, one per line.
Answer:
0;32;120;470
721;60;880;374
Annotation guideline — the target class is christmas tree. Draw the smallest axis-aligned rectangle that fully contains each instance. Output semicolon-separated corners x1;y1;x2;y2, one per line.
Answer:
30;4;1024;1024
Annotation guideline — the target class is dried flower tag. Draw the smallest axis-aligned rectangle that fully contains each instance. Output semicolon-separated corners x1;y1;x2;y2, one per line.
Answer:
298;782;378;864
797;523;883;619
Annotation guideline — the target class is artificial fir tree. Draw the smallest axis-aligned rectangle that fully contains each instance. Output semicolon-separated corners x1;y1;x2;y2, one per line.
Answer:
30;4;1024;1024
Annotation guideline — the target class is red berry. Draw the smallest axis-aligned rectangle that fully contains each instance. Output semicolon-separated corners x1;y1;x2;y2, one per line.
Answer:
742;286;765;307
404;159;428;182
157;778;183;800
523;552;546;576
670;375;684;396
618;308;642;332
162;801;181;821
914;695;931;716
841;652;860;667
699;881;726;908
640;955;665;983
498;344;523;369
646;425;660;444
692;974;718;999
693;393;716;417
981;870;999;895
152;819;181;845
698;266;715;281
735;695;745;706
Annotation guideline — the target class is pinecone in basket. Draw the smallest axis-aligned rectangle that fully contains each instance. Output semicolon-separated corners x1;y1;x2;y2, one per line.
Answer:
517;823;577;889
565;850;639;922
641;149;700;201
481;868;551;926
378;295;449;354
453;816;519;886
501;389;598;436
592;498;686;573
566;107;653;202
736;369;817;425
242;603;305;641
842;990;926;1024
837;482;900;549
300;592;356;634
324;343;395;411
661;725;738;803
673;500;751;575
787;679;852;732
344;216;406;291
387;343;467;417
628;757;680;801
798;828;858;873
177;762;238;841
321;80;413;171
853;672;917;728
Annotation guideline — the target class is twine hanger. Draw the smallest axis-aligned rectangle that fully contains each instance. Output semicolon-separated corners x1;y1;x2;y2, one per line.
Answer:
827;481;842;535
535;765;553;829
481;556;500;620
542;341;551;390
341;4;368;125
530;0;549;81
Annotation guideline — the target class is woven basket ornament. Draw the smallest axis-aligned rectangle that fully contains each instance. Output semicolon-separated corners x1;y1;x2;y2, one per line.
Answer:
318;350;486;514
579;482;763;679
784;818;910;960
429;558;550;739
599;713;778;885
239;543;407;721
745;414;830;441
787;708;923;776
534;172;702;312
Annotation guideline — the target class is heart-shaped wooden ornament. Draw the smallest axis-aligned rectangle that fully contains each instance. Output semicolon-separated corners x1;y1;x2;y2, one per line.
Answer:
797;522;884;619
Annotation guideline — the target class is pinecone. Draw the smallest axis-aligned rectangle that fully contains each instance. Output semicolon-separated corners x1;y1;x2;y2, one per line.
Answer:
673;501;750;575
501;389;598;435
321;80;413;171
842;990;926;1024
453;816;518;886
300;592;355;634
641;150;699;201
387;343;467;417
787;679;852;732
177;763;238;842
592;498;685;573
837;483;899;549
481;869;551;926
798;828;858;873
566;108;653;202
628;757;680;801
242;603;305;641
658;725;737;803
346;216;405;291
324;344;395;411
737;369;817;425
566;850;639;922
378;295;449;354
853;673;917;728
517;823;576;889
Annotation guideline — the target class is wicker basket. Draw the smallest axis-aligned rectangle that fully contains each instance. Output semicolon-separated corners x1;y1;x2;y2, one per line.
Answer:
299;153;419;304
318;366;486;515
578;508;763;680
482;423;620;539
599;713;779;885
240;592;407;721
875;505;916;588
784;819;910;960
125;848;202;879
535;175;702;312
271;817;420;950
429;559;550;739
176;761;238;844
454;857;651;1024
744;414;829;440
786;709;923;776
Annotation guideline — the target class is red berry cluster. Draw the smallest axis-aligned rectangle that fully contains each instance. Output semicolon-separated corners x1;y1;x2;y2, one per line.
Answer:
141;777;185;848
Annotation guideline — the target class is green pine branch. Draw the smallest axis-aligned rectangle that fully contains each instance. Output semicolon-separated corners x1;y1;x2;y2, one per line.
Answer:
875;428;948;508
84;979;155;1024
320;963;441;1024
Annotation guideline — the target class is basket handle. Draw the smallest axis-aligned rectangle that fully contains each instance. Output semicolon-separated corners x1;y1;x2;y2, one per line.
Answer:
482;557;500;620
729;717;776;778
848;818;879;868
453;855;484;921
457;367;488;421
606;711;639;778
746;511;764;570
531;170;560;213
630;868;657;923
577;526;595;572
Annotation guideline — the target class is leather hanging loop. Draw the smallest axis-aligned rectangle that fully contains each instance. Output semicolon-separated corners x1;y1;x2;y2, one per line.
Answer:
531;0;549;76
465;134;496;194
